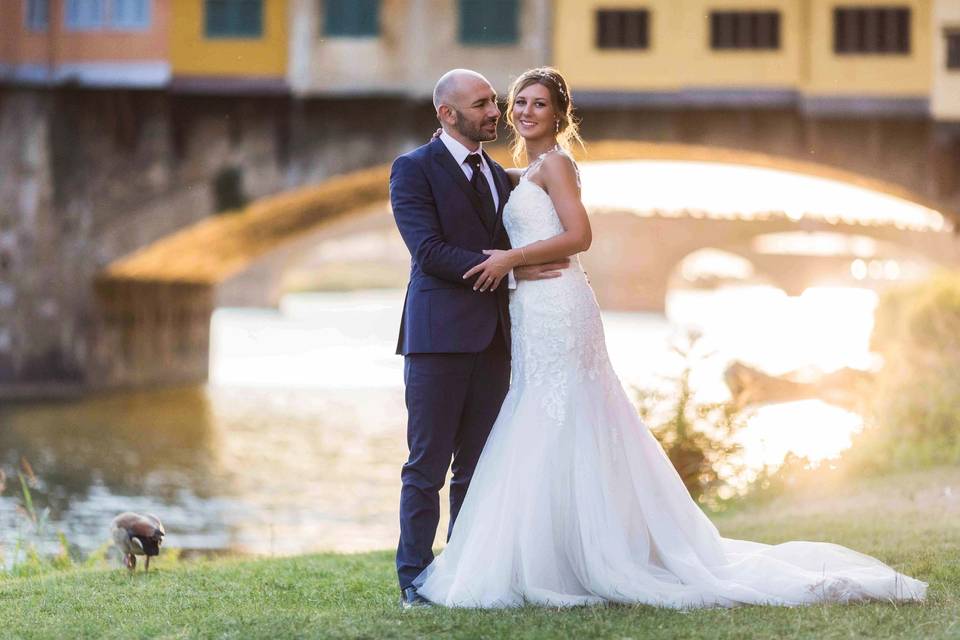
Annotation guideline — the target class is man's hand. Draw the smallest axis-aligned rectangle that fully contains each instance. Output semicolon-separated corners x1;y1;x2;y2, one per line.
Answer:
515;259;571;281
463;249;521;292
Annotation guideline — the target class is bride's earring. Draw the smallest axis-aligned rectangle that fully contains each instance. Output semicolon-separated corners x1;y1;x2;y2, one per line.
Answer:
555;120;560;133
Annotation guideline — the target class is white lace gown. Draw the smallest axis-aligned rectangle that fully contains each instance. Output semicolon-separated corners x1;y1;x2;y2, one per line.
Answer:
412;157;928;609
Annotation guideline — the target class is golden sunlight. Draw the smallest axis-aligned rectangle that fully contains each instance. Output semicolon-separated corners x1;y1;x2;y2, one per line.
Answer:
579;160;947;231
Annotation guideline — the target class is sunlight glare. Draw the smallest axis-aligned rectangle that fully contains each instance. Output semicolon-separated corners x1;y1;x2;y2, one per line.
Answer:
736;400;865;468
580;161;947;231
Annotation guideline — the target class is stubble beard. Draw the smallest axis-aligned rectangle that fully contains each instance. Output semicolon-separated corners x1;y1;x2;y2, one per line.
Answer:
454;109;498;144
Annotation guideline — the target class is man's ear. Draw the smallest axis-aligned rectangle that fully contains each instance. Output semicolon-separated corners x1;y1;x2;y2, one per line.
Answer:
437;105;455;127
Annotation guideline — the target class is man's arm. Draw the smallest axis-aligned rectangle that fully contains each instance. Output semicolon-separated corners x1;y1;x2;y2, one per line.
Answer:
515;260;570;282
391;155;485;287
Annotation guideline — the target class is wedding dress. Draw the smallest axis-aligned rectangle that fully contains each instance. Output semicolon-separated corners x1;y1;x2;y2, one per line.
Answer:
413;150;927;609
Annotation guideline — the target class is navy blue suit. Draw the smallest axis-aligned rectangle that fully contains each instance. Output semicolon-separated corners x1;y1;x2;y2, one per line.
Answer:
391;138;513;589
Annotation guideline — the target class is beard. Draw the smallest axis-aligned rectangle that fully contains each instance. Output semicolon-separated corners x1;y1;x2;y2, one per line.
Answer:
453;109;498;143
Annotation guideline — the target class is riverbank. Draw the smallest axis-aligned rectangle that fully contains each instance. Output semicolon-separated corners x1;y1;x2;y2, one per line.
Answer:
2;466;956;639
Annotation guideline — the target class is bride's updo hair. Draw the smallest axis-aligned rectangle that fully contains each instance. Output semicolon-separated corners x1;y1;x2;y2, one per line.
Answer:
505;66;584;166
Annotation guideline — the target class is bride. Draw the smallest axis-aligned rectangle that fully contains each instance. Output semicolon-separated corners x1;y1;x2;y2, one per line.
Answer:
413;67;927;609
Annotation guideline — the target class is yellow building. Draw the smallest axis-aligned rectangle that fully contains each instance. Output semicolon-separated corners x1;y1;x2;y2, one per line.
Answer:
554;0;938;117
170;0;289;92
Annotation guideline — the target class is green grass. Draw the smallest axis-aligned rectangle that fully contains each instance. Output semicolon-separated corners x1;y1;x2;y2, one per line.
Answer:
2;466;958;639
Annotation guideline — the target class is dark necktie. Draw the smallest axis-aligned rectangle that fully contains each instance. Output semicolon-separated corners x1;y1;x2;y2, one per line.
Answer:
465;153;497;232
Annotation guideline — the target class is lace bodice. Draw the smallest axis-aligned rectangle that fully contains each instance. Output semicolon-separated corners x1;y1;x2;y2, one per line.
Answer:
505;147;581;254
502;152;611;422
502;179;567;247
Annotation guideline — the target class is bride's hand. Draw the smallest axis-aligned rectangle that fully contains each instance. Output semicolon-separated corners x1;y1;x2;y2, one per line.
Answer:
463;249;520;292
430;127;442;141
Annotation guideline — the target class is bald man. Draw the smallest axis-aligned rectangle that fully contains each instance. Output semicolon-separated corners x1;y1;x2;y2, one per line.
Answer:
390;69;562;608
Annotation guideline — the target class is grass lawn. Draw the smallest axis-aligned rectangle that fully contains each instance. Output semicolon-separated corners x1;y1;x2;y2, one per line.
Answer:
2;466;957;639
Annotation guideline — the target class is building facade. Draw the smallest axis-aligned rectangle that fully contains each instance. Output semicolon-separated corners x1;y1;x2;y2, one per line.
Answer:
1;1;956;118
553;0;951;119
0;0;170;87
170;0;289;93
287;0;552;97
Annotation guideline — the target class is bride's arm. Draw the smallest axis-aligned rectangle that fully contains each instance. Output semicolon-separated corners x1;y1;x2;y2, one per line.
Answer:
463;153;589;291
513;153;591;263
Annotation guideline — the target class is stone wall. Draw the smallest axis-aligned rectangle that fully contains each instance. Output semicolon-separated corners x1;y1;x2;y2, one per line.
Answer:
0;86;437;392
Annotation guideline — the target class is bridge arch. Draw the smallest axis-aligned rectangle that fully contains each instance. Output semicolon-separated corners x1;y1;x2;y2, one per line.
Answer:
99;139;951;289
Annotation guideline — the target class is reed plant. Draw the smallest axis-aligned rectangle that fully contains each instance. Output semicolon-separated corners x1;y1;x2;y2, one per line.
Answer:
633;331;748;507
0;457;109;578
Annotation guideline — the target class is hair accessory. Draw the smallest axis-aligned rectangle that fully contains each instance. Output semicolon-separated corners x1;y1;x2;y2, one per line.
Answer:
531;69;566;101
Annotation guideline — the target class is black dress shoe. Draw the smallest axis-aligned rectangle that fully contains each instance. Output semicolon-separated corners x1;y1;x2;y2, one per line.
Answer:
400;586;431;609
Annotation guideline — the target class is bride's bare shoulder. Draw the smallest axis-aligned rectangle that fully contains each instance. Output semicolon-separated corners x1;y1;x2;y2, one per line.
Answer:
506;167;523;187
539;150;581;190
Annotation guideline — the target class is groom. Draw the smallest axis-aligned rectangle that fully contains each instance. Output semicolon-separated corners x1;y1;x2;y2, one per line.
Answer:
390;69;566;608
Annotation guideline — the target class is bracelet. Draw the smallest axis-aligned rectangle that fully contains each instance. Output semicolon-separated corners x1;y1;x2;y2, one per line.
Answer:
520;247;528;265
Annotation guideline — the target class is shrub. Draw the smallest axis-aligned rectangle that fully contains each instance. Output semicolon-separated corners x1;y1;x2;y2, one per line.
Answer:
855;271;960;471
633;331;747;506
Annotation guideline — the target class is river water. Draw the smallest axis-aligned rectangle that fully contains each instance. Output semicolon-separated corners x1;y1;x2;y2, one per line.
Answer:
0;284;876;562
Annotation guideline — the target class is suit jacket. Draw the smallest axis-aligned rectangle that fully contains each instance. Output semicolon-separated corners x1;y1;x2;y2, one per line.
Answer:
391;137;513;355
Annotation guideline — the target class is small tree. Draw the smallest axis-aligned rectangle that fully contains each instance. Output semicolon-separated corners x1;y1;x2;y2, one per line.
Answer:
633;331;746;505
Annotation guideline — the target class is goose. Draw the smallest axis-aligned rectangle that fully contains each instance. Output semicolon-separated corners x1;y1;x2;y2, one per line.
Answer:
111;512;165;571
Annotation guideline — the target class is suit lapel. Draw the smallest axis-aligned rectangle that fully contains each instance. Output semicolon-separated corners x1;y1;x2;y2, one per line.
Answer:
431;139;493;237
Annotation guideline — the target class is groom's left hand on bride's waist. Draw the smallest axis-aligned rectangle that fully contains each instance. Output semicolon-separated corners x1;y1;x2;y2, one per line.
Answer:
515;259;570;282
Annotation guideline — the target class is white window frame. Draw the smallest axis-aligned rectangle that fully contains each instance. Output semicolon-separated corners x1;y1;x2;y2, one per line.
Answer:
109;0;151;31
24;0;49;32
64;0;105;31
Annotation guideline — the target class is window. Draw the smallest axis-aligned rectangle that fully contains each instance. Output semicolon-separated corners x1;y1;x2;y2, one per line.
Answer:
596;9;650;49
710;11;780;50
205;0;263;38
110;0;150;29
459;0;519;45
324;0;379;37
25;0;48;31
948;31;960;70
834;7;910;54
65;0;104;30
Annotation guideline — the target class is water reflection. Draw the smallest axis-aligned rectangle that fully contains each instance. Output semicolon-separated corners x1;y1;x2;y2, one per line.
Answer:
1;385;410;559
1;387;229;557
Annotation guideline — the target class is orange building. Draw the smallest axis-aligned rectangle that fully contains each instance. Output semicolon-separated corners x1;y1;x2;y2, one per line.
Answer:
0;0;170;87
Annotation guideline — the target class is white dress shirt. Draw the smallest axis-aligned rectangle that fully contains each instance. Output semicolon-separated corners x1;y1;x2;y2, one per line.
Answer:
439;130;516;289
439;130;500;210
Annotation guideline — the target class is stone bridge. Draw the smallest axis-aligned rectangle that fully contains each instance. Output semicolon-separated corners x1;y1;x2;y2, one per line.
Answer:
2;88;959;394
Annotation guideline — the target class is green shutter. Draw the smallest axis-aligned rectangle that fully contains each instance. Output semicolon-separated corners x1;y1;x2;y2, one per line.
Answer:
205;0;263;38
324;0;380;37
459;0;519;45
